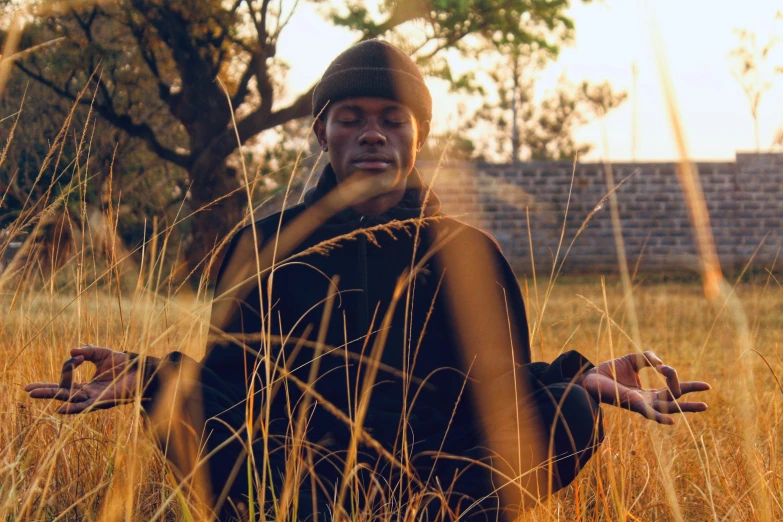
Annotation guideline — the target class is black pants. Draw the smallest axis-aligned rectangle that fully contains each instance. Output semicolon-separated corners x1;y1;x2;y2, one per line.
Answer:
183;382;603;521
417;383;604;521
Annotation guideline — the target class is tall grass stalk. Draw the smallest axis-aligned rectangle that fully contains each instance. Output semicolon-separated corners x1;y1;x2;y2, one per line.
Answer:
0;44;782;522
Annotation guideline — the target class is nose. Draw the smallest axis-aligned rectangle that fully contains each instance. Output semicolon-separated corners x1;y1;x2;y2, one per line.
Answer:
359;125;387;147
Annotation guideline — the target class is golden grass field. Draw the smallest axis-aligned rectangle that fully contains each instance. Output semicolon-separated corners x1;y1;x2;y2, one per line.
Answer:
1;15;781;517
2;268;782;521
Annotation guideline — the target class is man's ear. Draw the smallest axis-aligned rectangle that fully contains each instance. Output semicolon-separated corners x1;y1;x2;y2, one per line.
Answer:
314;118;327;151
417;119;431;150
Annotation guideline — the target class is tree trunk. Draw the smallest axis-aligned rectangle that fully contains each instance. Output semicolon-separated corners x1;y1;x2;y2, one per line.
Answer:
186;160;246;282
511;55;521;166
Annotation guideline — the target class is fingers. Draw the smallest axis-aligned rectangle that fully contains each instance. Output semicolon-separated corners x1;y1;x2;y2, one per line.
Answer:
71;345;112;363
680;381;712;394
56;398;135;415
634;352;709;400
24;382;57;393
24;346;102;394
629;350;664;371
627;392;708;425
650;380;711;414
652;377;711;401
26;384;89;402
626;392;675;425
23;346;129;415
56;402;92;415
654;364;682;398
652;399;708;414
58;356;85;390
25;382;128;413
25;354;88;403
27;386;65;400
624;388;708;425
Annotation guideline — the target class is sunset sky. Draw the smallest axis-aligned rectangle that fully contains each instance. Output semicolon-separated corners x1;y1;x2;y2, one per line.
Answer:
276;0;783;162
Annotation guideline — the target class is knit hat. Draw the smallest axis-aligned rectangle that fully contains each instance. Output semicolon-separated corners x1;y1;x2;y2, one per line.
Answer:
312;39;433;124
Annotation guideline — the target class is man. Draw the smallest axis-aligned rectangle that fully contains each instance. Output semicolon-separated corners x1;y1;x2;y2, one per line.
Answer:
25;40;710;521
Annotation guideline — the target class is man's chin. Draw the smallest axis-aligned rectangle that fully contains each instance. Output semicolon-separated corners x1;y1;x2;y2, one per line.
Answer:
350;167;403;192
354;190;405;216
351;165;398;178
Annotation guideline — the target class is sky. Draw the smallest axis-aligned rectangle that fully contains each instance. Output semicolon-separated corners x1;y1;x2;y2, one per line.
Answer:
275;0;783;162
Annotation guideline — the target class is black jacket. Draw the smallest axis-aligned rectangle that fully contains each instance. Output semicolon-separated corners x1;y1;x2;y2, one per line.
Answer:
139;164;600;515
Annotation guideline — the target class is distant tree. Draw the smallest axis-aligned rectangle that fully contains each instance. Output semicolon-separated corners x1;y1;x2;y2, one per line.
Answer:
773;11;783;149
418;132;476;163
775;128;783;149
470;44;626;163
0;72;188;282
729;15;781;151
580;79;628;117
8;0;585;271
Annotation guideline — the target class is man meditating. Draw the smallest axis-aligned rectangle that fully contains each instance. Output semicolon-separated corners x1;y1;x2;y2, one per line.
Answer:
25;40;710;521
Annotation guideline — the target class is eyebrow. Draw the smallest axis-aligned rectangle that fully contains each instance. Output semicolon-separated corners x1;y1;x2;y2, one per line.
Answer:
335;104;409;115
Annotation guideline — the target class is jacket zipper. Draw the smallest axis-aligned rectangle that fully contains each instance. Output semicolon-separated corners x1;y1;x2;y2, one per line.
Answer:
358;216;370;337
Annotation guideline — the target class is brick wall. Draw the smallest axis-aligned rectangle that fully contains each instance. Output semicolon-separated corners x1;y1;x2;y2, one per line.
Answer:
417;152;783;275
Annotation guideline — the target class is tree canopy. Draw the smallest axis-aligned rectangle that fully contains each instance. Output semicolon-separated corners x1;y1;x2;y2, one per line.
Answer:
8;0;595;272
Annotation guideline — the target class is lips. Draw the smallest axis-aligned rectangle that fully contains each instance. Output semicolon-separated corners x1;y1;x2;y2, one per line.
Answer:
352;154;394;171
354;160;392;169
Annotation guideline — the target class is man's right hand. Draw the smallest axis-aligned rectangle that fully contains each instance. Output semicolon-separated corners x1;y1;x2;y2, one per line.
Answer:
24;346;140;414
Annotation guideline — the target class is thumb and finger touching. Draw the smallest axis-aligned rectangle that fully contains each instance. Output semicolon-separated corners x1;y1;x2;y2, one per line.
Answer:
24;354;95;403
24;346;135;414
32;345;711;423
70;345;113;361
631;353;711;423
592;350;711;425
652;363;682;398
628;350;664;371
58;355;85;390
71;346;126;376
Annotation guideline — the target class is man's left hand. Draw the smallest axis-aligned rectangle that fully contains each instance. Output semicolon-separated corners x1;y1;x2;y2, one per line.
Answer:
580;350;711;425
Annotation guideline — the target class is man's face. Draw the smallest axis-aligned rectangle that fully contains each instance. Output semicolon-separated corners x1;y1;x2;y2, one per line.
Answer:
314;97;423;216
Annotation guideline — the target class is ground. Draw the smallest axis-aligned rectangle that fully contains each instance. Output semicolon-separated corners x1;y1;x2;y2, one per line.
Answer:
2;273;782;521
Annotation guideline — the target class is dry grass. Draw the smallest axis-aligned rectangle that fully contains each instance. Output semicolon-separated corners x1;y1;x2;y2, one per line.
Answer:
1;270;782;520
2;12;782;518
1;98;781;521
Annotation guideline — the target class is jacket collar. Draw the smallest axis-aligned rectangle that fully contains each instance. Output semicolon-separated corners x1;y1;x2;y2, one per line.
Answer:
302;163;442;226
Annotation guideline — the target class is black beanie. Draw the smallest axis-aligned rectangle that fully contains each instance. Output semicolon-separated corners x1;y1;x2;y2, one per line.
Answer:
312;39;433;124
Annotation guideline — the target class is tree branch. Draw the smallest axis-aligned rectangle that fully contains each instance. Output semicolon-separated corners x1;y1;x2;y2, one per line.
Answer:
189;0;432;173
258;0;272;42
229;0;243;14
273;0;301;38
15;62;190;169
129;0;219;92
191;83;314;176
243;0;275;115
125;18;177;111
246;83;314;138
192;0;429;174
360;0;429;39
231;54;257;107
70;7;98;42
